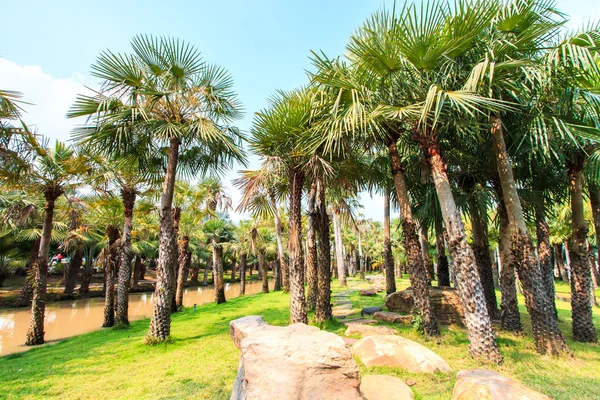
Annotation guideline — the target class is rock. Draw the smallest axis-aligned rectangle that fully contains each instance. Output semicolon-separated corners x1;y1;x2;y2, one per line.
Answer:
385;287;463;325
343;318;377;324
229;316;362;400
373;311;413;325
334;300;353;305
366;275;386;285
406;379;416;387
333;309;354;318
352;335;451;374
342;337;358;346
361;306;383;316
360;375;414;400
345;323;396;337
360;290;377;296
452;370;550;400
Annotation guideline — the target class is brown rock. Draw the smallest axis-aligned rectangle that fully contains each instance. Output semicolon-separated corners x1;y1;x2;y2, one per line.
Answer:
452;370;550;400
385;287;463;325
342;337;358;346
352;335;451;374
360;290;377;296
360;375;414;400
345;323;397;337
373;311;413;325
333;309;354;318
405;379;416;387
230;316;362;400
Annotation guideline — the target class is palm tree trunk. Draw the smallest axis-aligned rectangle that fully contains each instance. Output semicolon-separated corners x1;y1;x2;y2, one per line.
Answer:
213;244;226;304
497;194;523;332
231;254;237;283
288;167;307;324
239;254;247;296
435;218;450;286
588;184;600;286
554;244;569;282
79;247;95;295
115;188;136;327
131;255;142;291
271;196;288;293
259;250;269;293
306;182;318;310
147;137;179;342
175;236;191;309
64;247;82;296
387;139;439;337
426;146;501;363
332;209;346;286
383;191;396;294
568;160;598;342
314;181;332;322
17;239;40;307
203;257;210;286
535;206;558;319
25;191;61;346
189;258;199;284
358;231;365;280
102;225;120;328
419;224;434;282
468;194;499;320
491;117;568;354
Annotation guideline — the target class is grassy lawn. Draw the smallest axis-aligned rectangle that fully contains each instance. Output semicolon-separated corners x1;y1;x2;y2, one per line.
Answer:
0;277;599;399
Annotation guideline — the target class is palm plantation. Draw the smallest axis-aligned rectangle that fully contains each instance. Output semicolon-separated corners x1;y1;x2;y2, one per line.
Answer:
0;1;600;399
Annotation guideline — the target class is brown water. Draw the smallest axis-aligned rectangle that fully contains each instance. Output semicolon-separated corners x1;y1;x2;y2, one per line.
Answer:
0;280;265;356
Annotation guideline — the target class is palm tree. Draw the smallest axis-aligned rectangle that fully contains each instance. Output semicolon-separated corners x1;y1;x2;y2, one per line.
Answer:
0;130;88;345
250;88;321;324
203;218;234;304
69;35;245;342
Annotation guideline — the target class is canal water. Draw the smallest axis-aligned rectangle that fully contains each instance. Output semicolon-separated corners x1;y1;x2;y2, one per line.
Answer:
0;280;265;356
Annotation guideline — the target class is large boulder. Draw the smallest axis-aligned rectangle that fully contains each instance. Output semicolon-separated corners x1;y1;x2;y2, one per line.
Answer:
360;375;414;400
385;287;463;325
230;316;362;400
352;335;451;374
452;370;550;400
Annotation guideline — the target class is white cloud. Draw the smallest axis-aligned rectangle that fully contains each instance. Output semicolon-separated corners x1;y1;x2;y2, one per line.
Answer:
0;58;91;143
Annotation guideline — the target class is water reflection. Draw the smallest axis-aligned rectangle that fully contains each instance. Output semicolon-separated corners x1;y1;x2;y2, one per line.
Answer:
0;280;265;356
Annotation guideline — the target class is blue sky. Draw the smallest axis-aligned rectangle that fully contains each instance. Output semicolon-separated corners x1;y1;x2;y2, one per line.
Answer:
1;0;598;221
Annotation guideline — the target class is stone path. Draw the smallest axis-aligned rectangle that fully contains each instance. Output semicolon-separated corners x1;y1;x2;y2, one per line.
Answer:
331;290;355;318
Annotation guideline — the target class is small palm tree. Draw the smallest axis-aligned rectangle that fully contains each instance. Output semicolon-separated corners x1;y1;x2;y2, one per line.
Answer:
0;130;89;345
203;218;234;304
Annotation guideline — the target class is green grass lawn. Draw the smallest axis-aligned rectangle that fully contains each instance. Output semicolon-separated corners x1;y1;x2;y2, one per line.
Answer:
1;277;599;399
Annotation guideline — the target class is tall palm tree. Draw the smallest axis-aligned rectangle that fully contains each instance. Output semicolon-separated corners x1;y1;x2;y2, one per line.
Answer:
69;36;245;342
0;130;88;345
251;88;321;324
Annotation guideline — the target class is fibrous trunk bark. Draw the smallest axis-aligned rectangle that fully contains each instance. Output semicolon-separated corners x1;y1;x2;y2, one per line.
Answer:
288;167;307;324
239;254;247;296
147;137;179;341
259;250;269;294
306;182;318;310
131;254;142;291
314;181;332;323
383;191;396;294
25;191;61;345
332;209;346;286
387;139;439;337
175;236;191;309
419;224;434;283
271;195;288;293
102;225;120;328
568;160;598;342
491;117;568;354
468;192;499;320
213;244;226;304
535;207;558;319
435;218;450;287
497;193;523;333
17;239;40;307
63;247;82;296
115;188;136;327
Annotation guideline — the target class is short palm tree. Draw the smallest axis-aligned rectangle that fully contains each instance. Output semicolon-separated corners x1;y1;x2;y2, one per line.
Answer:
0;130;88;345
